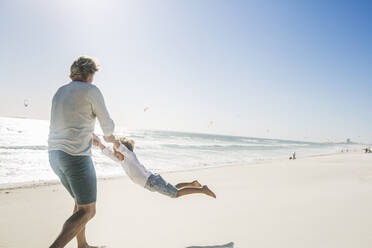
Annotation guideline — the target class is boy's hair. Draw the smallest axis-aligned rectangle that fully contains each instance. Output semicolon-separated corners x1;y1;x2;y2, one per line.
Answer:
118;137;135;152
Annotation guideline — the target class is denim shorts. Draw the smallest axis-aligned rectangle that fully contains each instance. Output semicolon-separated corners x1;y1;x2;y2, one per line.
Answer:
49;150;97;205
144;174;178;198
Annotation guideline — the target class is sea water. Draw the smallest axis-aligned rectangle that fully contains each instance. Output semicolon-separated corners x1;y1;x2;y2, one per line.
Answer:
0;117;361;185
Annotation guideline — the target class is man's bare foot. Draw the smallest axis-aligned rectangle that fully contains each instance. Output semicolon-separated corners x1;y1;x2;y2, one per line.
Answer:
192;180;202;187
202;185;216;198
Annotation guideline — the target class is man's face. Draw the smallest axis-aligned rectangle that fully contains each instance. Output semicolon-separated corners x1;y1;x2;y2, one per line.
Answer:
114;150;124;161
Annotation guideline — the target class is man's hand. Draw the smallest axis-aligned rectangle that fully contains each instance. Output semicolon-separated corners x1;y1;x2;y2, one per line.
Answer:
92;133;101;147
103;134;116;143
92;133;106;150
113;140;120;149
92;139;100;147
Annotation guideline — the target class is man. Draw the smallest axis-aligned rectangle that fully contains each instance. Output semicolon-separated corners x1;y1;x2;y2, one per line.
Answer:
48;56;115;248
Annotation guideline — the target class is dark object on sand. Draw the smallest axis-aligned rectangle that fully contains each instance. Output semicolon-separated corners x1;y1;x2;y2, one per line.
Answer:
187;242;234;248
363;148;372;153
289;152;296;160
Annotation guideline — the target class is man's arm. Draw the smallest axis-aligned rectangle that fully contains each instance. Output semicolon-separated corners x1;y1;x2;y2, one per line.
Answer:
104;134;116;143
89;86;115;141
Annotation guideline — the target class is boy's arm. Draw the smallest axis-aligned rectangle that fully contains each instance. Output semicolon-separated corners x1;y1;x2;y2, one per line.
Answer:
116;141;136;160
101;146;121;163
93;134;120;163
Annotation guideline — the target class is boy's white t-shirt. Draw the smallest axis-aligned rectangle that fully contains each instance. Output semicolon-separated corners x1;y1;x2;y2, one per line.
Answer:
102;143;152;187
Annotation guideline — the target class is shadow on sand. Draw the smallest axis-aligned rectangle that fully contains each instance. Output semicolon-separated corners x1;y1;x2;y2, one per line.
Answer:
186;242;234;248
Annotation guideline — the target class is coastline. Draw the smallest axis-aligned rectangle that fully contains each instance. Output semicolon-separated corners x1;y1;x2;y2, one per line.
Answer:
0;150;360;191
0;116;365;189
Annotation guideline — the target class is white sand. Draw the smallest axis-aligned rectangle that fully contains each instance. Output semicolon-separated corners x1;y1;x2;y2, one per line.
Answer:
1;152;372;248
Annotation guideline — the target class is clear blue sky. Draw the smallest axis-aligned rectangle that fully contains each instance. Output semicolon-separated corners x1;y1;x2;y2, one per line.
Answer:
0;0;371;143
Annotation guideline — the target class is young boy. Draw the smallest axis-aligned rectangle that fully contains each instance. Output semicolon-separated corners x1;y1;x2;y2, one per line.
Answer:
93;134;216;198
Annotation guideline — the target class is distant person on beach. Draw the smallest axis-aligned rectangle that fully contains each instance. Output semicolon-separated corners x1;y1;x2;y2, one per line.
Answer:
289;152;296;160
48;56;115;248
92;134;217;199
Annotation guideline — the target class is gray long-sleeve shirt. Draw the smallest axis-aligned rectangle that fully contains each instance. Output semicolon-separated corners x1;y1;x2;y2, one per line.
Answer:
48;81;114;156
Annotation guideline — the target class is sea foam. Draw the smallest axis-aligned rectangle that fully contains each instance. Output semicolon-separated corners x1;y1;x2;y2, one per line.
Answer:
0;117;361;185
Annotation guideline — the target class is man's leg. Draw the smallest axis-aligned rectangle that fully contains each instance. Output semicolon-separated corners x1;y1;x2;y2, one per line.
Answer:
49;202;96;248
73;201;99;248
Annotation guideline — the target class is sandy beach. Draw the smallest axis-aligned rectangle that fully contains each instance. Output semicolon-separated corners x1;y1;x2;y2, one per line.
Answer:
1;1;370;247
1;152;372;248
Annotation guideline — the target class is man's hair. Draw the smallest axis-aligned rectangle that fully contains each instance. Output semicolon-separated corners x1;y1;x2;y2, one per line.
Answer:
118;137;135;152
70;56;99;80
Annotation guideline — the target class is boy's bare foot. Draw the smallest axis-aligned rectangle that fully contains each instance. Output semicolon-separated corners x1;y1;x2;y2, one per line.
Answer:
192;180;202;187
202;185;216;198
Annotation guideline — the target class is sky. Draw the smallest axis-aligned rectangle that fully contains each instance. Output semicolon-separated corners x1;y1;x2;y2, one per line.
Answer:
0;0;371;143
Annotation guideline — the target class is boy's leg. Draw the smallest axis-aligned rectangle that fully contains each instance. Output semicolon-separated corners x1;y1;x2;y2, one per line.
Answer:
146;174;216;199
175;180;201;189
176;185;216;198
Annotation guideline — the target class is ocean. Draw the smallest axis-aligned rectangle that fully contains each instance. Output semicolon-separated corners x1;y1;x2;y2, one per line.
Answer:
0;117;361;186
